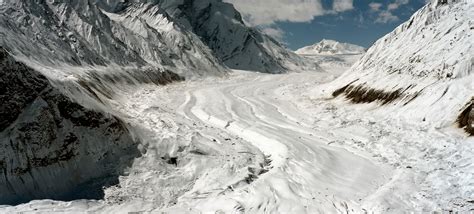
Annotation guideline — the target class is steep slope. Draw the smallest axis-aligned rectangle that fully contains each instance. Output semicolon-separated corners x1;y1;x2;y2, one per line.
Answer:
0;0;227;78
0;47;140;205
295;39;366;55
329;0;473;132
155;0;320;73
55;0;321;73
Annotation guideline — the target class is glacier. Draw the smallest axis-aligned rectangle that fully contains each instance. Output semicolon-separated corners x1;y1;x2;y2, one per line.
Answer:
0;0;473;213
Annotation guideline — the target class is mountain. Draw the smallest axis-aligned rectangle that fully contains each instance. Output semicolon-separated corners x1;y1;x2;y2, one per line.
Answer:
0;0;227;79
153;0;321;73
295;39;366;55
0;0;215;205
330;0;473;134
0;47;141;205
295;39;365;73
95;0;320;73
1;0;319;76
0;0;320;206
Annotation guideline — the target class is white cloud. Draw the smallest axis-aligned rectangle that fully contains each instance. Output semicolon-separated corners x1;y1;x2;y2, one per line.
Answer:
387;3;399;10
368;2;383;11
371;0;410;23
261;26;286;41
375;11;399;23
222;0;356;40
333;0;353;12
388;0;409;10
224;0;354;26
224;0;326;26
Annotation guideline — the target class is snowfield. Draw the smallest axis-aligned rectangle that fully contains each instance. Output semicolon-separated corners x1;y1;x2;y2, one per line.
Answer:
1;70;472;213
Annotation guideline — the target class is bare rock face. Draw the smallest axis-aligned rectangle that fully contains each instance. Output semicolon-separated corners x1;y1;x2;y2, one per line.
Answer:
0;47;140;205
458;99;474;136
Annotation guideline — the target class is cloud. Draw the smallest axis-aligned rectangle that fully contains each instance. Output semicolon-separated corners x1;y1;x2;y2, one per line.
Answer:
368;2;383;11
332;0;353;12
261;26;286;41
223;0;355;40
371;0;410;23
375;11;399;23
224;0;326;26
387;0;409;10
224;0;354;26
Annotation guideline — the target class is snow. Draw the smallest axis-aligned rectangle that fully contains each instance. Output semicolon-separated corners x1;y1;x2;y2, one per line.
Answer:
3;69;472;213
0;0;228;78
324;0;473;132
0;0;473;213
296;39;366;55
155;0;321;73
295;39;365;74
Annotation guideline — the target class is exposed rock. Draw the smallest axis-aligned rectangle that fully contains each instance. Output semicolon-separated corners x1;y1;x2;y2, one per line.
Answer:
0;47;140;205
457;98;474;136
155;0;320;73
0;0;227;78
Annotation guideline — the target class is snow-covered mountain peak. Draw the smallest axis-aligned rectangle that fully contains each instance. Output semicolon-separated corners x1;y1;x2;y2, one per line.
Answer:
295;39;366;55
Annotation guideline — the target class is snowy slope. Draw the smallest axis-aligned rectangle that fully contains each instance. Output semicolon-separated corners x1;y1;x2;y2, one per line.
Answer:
296;39;366;55
0;0;229;206
0;0;228;79
328;0;474;132
0;47;140;205
155;0;321;73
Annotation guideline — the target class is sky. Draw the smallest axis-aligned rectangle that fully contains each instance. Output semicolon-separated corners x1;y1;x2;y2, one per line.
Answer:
224;0;428;50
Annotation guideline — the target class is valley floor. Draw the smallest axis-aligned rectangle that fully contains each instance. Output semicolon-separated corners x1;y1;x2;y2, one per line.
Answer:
1;69;473;213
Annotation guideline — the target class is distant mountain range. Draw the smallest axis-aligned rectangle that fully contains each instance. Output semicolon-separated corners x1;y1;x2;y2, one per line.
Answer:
295;39;366;55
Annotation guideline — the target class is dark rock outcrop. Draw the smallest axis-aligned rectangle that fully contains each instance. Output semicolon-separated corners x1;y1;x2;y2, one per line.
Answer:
0;47;140;205
458;99;474;136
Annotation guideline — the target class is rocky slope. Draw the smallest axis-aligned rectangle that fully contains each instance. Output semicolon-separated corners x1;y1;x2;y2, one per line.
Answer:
0;0;227;79
0;47;141;205
328;0;473;133
295;39;366;55
0;0;280;206
141;0;321;73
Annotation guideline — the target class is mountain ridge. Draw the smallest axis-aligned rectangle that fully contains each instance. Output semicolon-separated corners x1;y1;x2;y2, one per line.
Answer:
295;39;366;55
328;0;473;132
